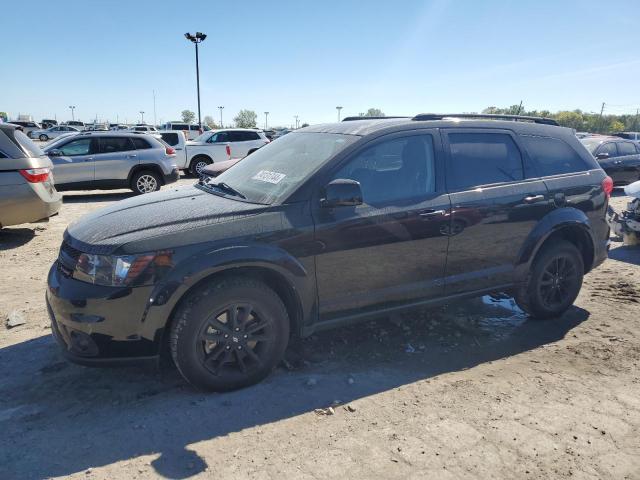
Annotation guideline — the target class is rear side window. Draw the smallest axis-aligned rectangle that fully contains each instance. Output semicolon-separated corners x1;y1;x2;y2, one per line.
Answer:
132;137;151;149
617;142;637;156
99;137;135;153
521;135;590;176
171;124;188;131
597;143;618;157
161;133;179;146
447;133;523;191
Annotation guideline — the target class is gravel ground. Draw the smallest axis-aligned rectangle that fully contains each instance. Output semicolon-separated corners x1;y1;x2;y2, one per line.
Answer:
0;180;639;480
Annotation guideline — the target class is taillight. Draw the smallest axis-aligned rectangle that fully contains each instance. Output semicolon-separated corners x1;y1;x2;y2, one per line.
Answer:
19;167;50;183
226;145;231;158
165;147;176;155
602;176;613;198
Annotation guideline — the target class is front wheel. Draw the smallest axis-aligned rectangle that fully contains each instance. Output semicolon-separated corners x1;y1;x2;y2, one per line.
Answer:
515;241;584;319
189;157;211;176
170;277;290;391
131;170;161;194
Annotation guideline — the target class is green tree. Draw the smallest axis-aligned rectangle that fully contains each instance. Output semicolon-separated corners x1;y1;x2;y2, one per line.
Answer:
234;109;257;128
555;111;584;130
181;110;196;123
203;115;218;129
0;112;7;122
364;108;384;117
608;120;625;133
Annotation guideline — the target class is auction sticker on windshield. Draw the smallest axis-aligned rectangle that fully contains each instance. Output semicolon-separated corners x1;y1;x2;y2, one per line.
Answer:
252;170;286;184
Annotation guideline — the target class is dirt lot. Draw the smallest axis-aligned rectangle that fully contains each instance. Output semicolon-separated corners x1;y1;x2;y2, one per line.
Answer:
1;180;639;480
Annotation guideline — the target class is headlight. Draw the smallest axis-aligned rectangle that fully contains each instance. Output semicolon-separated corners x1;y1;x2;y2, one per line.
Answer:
74;251;172;286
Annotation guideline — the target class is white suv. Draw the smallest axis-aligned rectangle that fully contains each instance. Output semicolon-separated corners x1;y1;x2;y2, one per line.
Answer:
191;128;269;158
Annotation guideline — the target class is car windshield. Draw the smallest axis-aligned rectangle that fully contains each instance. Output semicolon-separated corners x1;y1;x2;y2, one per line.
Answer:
207;132;359;204
193;132;211;142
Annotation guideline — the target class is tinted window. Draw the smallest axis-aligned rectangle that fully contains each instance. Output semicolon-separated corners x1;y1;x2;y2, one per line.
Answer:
447;133;523;190
333;135;436;205
132;137;152;149
208;132;229;143
521;135;590;176
171;124;188;131
98;137;134;153
597;142;618;157
59;138;92;156
617;142;637;156
189;125;201;131
227;131;243;142
160;133;179;146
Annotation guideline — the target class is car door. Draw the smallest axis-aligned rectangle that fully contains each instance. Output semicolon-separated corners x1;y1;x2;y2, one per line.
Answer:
227;131;253;158
593;142;623;183
312;130;451;321
442;129;551;295
49;137;97;186
93;136;138;184
613;141;640;184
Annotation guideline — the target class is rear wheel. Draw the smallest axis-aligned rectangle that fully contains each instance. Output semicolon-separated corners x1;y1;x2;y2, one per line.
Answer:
515;241;584;319
39;134;48;141
131;170;161;194
190;156;211;176
170;277;289;391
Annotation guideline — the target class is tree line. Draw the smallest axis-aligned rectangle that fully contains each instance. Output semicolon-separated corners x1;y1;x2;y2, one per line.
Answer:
482;105;638;133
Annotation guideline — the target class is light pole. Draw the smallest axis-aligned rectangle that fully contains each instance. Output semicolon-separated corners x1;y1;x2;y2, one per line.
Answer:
294;115;299;129
184;32;207;130
264;111;269;130
336;106;343;122
140;111;145;124
218;106;224;128
69;105;76;121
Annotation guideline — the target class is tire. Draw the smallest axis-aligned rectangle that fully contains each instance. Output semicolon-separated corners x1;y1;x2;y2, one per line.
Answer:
131;170;161;194
39;134;48;141
170;277;290;391
189;156;211;176
515;240;584;319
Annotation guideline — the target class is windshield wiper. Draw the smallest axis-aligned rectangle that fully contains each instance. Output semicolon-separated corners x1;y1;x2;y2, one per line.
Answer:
208;181;246;199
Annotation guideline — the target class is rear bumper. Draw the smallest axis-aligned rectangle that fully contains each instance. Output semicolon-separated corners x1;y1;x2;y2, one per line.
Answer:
163;168;180;185
0;179;62;227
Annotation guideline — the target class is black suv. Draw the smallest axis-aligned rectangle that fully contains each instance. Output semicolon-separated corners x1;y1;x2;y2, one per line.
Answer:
46;114;612;391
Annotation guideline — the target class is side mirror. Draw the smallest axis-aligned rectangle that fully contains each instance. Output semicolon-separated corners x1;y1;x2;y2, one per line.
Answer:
321;179;363;208
596;152;609;160
47;149;62;157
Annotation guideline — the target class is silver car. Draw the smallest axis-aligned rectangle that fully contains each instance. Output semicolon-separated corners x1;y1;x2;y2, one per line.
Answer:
28;125;81;142
43;132;179;194
0;124;62;228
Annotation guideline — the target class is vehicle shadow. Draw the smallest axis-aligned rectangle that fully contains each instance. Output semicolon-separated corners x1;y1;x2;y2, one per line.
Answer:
62;191;135;204
0;297;588;479
0;227;36;250
608;244;640;265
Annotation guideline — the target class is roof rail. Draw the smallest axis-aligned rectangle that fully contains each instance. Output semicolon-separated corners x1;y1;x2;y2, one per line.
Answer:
412;113;559;126
342;116;409;122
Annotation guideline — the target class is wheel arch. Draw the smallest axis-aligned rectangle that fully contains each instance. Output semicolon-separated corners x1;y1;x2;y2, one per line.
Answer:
128;164;166;186
188;154;213;172
516;208;596;279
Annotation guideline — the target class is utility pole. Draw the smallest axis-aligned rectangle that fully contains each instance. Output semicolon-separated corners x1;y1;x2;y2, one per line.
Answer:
184;32;207;129
218;106;224;128
69;105;76;121
634;108;639;131
336;106;343;122
153;90;157;126
294;115;299;129
264;111;269;130
598;102;605;133
140;111;145;123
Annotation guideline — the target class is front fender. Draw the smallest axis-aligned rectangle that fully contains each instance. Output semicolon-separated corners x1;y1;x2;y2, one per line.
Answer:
515;207;595;280
139;242;314;350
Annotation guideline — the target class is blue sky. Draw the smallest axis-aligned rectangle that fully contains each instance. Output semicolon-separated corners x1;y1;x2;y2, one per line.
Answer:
3;0;639;128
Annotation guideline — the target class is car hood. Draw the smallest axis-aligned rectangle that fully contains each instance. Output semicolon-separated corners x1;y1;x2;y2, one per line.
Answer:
65;185;271;254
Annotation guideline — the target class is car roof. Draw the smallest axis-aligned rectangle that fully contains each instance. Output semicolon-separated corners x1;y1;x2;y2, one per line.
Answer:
301;117;572;137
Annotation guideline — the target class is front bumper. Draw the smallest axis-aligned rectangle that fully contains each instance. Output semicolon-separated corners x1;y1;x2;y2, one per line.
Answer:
46;262;162;364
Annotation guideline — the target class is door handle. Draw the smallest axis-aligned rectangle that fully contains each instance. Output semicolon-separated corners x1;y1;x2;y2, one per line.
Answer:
614;160;622;164
418;209;446;217
85;157;93;162
128;154;137;158
174;148;183;150
523;194;545;203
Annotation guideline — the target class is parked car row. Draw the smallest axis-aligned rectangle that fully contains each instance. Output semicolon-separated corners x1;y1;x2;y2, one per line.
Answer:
580;136;640;186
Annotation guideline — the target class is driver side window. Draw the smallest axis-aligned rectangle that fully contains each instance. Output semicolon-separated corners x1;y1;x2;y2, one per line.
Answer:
59;138;92;156
332;135;436;205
